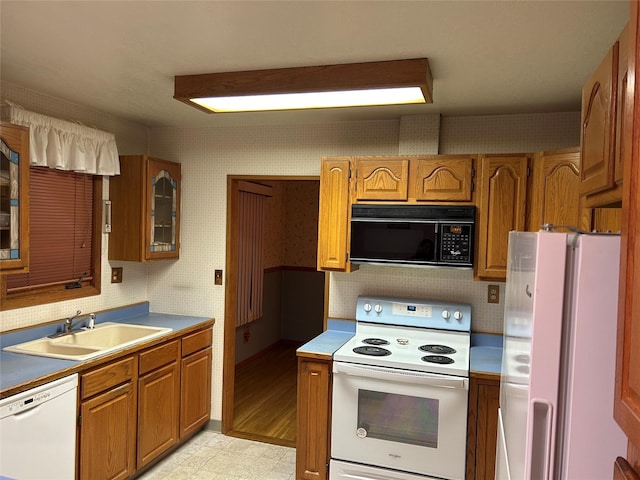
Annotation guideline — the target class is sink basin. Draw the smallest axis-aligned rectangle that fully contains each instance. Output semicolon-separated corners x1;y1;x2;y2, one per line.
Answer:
3;322;172;361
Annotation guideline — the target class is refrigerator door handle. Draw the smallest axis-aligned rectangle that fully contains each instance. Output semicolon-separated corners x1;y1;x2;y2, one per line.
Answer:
528;398;555;480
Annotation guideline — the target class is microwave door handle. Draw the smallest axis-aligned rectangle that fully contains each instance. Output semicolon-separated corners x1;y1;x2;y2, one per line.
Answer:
333;362;468;390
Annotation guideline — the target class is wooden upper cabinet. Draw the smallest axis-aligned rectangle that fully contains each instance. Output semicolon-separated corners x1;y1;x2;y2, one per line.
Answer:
353;157;409;201
109;155;181;262
527;147;581;232
580;39;619;197
410;155;474;202
317;157;351;271
476;154;529;280
615;25;629;187
615;1;640;465
0;122;30;274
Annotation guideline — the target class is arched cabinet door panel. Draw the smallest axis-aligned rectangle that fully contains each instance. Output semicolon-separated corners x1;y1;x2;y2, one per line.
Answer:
410;155;475;202
353;157;409;201
476;154;529;280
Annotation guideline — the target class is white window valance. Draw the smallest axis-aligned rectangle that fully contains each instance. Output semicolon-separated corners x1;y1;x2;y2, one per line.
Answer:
2;102;120;176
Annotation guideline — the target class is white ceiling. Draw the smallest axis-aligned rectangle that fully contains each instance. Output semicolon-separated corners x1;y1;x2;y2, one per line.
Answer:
0;1;630;129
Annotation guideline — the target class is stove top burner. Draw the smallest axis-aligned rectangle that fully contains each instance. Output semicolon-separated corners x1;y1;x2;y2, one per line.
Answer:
419;344;457;355
362;338;390;346
353;346;392;356
421;355;455;365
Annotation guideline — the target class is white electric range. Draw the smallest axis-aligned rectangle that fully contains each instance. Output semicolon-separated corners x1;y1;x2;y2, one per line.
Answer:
330;295;472;480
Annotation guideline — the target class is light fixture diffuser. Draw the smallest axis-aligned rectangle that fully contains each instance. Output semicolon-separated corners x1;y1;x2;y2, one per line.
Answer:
174;59;432;114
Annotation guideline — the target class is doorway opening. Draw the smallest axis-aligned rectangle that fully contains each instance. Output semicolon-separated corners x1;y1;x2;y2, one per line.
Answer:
222;176;325;447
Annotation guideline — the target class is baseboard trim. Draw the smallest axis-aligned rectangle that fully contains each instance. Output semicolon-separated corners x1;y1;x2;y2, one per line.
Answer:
205;419;222;432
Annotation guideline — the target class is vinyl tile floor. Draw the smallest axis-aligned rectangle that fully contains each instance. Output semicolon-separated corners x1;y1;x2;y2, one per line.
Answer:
137;430;296;480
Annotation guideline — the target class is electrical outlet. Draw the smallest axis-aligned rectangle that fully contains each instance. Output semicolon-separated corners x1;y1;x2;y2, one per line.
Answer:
111;267;123;283
488;284;500;304
214;269;223;285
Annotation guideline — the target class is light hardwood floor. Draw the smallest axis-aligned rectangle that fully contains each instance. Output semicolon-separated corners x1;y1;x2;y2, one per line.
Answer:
231;342;299;448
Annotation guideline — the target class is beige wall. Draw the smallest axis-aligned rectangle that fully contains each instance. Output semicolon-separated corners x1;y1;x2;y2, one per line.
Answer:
1;81;580;423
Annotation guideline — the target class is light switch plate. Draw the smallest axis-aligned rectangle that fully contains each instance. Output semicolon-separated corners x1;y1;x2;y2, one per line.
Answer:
214;269;223;285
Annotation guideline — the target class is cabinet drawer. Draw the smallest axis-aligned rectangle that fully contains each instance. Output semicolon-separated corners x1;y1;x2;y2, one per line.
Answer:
182;328;212;357
139;340;179;375
81;356;135;400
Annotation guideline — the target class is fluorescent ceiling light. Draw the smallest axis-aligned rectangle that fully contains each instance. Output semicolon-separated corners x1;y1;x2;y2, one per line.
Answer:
191;87;426;113
174;59;432;114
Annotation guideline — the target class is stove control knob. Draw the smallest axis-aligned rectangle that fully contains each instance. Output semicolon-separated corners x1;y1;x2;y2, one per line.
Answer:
442;310;451;320
454;310;463;321
363;303;372;313
374;304;383;314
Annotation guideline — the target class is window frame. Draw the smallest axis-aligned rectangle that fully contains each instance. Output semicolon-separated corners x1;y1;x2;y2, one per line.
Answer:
0;173;102;310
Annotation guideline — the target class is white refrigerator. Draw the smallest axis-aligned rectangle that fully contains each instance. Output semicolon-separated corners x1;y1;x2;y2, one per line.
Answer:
495;231;627;480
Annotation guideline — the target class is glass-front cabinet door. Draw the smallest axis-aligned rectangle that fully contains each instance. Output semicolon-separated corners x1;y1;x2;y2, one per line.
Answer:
0;122;29;273
146;158;181;260
109;155;181;262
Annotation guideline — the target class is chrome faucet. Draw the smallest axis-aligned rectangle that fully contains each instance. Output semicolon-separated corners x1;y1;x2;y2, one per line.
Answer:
64;310;83;333
49;311;96;338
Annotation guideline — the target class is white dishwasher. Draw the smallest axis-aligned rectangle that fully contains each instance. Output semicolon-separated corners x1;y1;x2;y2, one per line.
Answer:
1;373;78;480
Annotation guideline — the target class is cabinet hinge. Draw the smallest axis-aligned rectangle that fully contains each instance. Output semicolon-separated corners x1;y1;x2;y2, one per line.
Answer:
77;414;82;427
527;166;531;177
471;167;476;178
348;168;352;179
471;181;475;192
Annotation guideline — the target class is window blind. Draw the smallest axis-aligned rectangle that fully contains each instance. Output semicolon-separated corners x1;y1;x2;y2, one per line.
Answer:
6;166;94;292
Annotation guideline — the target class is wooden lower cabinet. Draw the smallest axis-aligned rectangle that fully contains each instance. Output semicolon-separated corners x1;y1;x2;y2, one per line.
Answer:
466;373;500;480
77;323;213;480
79;357;137;480
180;345;213;438
137;340;180;469
296;355;332;480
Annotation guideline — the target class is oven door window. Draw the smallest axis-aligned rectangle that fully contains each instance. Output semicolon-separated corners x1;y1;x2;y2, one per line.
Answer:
358;389;438;448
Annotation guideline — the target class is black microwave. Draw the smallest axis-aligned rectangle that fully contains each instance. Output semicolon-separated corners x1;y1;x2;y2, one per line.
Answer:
349;205;475;268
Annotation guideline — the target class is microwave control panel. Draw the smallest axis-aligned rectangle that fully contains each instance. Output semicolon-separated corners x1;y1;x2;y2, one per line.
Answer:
439;223;473;264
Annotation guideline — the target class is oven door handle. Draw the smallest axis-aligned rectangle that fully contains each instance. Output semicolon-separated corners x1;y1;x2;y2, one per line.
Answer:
333;362;468;390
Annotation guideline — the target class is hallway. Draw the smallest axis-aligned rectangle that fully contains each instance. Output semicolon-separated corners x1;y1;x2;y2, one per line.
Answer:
231;342;298;447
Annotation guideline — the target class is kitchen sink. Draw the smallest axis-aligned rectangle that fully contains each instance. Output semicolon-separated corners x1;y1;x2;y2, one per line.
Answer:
3;323;172;361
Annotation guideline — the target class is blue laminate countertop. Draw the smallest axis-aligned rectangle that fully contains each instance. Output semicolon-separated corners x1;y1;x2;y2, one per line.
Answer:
297;319;355;359
0;303;213;394
470;333;503;375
